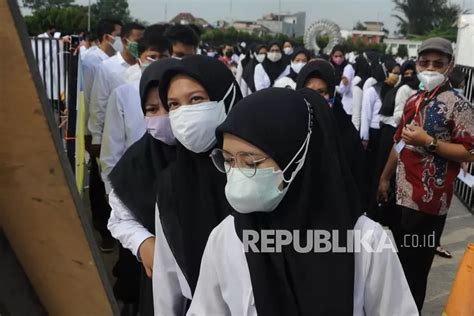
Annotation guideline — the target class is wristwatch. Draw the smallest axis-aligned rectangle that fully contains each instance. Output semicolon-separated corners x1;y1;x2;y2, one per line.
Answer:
426;136;438;152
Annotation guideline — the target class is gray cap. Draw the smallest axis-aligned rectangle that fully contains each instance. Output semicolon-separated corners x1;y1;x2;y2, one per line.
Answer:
418;37;453;57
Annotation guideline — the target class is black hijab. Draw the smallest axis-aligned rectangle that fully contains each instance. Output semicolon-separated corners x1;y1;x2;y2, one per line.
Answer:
356;51;381;89
216;88;362;315
330;45;348;82
372;55;399;101
242;44;267;92
354;55;371;89
108;58;180;233
296;59;368;210
261;42;288;85
287;47;311;81
157;55;243;294
379;60;419;117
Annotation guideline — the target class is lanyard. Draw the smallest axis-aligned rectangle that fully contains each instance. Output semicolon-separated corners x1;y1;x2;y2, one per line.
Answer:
411;81;446;125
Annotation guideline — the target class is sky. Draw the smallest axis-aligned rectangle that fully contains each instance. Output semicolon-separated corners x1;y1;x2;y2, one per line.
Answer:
37;0;474;34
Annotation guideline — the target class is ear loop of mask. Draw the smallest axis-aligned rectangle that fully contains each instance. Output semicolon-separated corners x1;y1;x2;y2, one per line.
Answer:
328;87;338;107
223;83;237;113
281;98;314;185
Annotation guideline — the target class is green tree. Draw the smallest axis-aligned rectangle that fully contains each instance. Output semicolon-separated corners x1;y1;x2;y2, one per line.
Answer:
201;27;300;47
316;35;329;51
91;0;131;24
24;6;89;35
396;44;408;57
392;0;462;37
22;0;73;10
353;21;367;31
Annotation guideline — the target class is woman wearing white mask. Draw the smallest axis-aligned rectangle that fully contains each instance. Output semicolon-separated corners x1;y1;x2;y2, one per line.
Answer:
273;47;311;90
241;44;268;97
107;58;180;315
188;88;418;315
152;55;242;315
254;42;290;91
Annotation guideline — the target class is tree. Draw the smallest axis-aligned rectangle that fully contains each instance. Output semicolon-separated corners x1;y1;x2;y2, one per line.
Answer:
201;27;303;47
392;0;462;37
397;44;408;58
316;35;329;51
24;6;89;35
353;21;367;31
22;0;74;10
91;0;132;24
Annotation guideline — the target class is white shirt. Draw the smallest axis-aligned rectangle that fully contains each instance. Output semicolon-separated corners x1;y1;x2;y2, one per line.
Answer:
100;80;146;193
360;86;382;141
253;64;290;91
81;47;109;135
188;215;418;316
379;85;417;128
351;77;363;131
123;63;142;83
337;64;356;115
88;53;132;145
108;190;154;258
153;205;192;316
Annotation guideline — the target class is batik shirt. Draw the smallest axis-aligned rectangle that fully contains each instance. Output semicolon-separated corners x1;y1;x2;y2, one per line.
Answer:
394;87;474;215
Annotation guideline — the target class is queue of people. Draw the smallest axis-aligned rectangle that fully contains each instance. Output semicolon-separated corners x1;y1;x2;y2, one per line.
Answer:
80;19;473;315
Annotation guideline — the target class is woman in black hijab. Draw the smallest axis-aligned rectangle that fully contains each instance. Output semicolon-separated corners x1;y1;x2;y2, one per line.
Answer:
254;42;290;90
274;47;311;89
296;59;368;210
241;44;268;96
330;45;348;82
107;58;179;316
188;88;417;315
371;60;419;225
351;54;373;130
152;55;242;314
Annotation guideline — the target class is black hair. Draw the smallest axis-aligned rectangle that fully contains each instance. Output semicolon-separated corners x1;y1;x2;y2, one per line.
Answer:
331;45;345;56
188;24;203;37
144;23;170;38
449;66;467;88
138;34;172;56
122;22;146;39
164;24;200;47
97;19;123;43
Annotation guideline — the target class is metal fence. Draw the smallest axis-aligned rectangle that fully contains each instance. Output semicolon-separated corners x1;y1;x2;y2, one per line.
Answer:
30;36;79;170
454;64;474;213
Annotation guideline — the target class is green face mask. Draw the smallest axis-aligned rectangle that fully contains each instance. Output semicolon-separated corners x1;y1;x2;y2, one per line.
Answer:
127;40;139;59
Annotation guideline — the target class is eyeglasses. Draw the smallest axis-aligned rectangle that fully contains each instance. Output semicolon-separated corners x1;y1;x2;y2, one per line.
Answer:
210;148;269;178
417;58;449;69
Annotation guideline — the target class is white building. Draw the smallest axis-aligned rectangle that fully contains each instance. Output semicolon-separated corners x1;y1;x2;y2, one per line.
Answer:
456;14;474;67
256;12;306;37
384;38;423;59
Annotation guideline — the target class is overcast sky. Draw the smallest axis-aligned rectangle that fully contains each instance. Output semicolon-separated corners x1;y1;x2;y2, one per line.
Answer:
51;0;474;34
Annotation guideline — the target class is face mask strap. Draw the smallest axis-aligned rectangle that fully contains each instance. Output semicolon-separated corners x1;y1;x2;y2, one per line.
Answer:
282;98;314;184
223;83;237;113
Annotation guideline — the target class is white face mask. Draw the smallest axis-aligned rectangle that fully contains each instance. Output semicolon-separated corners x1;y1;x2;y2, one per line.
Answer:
207;52;216;58
225;99;313;213
109;35;123;53
169;84;236;153
291;61;306;74
145;115;176;145
267;52;282;62
255;53;266;63
283;47;294;55
417;71;446;92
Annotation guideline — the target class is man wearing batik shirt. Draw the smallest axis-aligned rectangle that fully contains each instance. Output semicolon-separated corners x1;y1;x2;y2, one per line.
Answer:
377;37;474;312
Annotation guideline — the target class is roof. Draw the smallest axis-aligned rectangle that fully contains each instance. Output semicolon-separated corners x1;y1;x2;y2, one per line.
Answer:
169;12;210;27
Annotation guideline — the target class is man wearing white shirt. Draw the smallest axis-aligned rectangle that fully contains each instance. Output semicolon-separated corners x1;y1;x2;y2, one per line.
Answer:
88;22;145;252
100;34;171;194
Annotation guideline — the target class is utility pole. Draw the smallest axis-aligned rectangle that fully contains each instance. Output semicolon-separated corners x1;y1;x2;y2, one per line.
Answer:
87;0;91;32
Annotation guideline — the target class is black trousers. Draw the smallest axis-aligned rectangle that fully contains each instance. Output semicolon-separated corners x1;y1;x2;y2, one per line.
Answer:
392;206;447;312
89;158;112;240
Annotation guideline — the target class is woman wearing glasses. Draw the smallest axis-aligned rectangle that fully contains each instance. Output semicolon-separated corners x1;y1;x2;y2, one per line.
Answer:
188;88;417;315
296;59;368;210
151;55;242;315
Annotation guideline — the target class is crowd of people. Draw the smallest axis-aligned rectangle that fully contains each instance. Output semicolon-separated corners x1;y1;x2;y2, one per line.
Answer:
78;18;473;316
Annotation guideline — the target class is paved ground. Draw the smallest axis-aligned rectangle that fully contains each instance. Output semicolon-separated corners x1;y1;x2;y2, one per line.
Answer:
423;197;474;315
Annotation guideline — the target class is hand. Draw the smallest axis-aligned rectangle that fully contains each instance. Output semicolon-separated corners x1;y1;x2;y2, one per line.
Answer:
139;237;155;278
341;76;349;86
377;178;391;204
88;144;101;158
401;123;432;147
